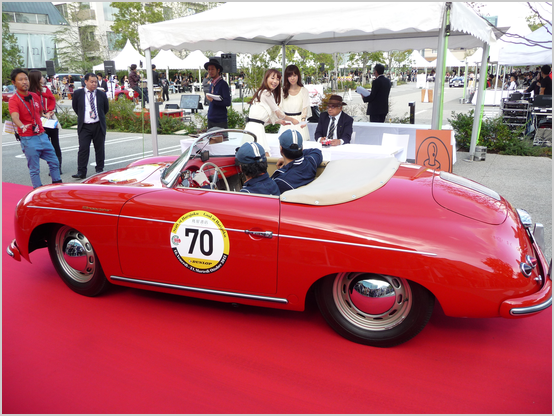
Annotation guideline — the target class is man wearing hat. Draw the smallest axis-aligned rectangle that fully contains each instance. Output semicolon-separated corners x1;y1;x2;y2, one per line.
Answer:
314;94;353;146
272;130;323;193
236;142;280;195
204;58;232;129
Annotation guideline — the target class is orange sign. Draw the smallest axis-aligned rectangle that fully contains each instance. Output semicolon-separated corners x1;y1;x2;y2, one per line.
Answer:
415;130;454;172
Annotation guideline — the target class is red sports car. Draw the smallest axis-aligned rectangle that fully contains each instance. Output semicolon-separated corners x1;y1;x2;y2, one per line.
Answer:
114;87;134;101
2;85;16;102
7;129;552;347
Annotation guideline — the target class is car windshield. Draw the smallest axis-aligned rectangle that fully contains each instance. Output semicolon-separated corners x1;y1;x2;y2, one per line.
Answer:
161;129;258;188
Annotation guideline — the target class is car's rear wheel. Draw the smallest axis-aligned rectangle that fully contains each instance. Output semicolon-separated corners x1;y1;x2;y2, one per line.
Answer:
48;225;108;297
315;272;434;347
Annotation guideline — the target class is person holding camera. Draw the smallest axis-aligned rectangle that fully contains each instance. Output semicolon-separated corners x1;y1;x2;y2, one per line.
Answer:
8;68;62;188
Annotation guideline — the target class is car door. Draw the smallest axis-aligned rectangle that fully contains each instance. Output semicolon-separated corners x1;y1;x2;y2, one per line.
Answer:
117;188;280;295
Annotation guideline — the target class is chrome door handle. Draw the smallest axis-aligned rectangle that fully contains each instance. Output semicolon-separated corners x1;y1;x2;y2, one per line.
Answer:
245;230;273;239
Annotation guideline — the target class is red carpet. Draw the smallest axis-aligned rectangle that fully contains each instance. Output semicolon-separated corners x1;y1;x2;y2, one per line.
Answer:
2;182;552;414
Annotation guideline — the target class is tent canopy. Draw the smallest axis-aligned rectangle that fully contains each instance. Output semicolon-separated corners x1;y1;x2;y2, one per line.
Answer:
429;49;465;67
406;50;435;68
152;49;186;69
93;39;144;72
498;23;552;65
180;50;210;69
139;2;494;54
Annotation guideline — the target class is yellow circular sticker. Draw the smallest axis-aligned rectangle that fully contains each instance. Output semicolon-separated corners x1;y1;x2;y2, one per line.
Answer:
170;211;230;274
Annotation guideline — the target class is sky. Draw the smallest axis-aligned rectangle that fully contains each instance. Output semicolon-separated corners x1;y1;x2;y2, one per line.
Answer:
477;1;552;32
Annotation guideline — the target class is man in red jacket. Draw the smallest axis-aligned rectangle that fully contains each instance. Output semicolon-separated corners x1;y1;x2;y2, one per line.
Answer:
8;68;61;188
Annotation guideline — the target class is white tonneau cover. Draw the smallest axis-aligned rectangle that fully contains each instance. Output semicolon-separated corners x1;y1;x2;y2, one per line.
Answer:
280;157;401;206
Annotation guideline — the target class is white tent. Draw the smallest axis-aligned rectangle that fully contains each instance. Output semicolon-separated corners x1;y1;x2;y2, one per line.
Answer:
152;49;186;69
429;49;465;68
406;50;435;68
138;2;495;158
498;23;552;65
93;39;145;72
181;50;210;69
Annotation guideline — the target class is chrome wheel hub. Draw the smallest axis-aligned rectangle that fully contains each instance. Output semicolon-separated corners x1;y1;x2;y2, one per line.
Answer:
333;272;412;331
54;226;96;283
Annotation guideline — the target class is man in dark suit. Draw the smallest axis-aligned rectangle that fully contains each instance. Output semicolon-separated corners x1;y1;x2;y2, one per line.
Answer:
97;72;108;92
72;73;110;179
361;63;391;123
314;95;353;146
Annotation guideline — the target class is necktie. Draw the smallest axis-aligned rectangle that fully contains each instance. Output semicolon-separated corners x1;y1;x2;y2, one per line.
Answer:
328;116;336;140
89;91;97;119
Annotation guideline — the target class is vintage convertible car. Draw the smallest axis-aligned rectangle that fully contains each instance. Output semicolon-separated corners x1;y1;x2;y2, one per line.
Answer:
7;129;552;347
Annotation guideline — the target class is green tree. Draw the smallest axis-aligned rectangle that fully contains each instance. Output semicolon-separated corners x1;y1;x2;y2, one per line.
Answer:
384;50;413;78
349;52;385;85
110;2;166;51
54;3;101;74
2;13;24;84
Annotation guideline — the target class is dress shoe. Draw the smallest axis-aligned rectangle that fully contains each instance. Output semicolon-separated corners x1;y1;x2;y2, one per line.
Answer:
72;174;86;179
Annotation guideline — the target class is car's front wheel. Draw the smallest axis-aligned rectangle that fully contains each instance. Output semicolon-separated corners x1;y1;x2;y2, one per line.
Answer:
48;225;108;297
315;272;434;347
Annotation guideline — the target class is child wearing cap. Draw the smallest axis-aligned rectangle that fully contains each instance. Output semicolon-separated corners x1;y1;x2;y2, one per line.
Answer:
271;130;323;194
236;142;280;195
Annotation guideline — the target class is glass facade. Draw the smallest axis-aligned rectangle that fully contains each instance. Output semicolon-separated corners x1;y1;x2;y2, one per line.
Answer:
13;33;57;69
3;12;50;24
103;3;117;21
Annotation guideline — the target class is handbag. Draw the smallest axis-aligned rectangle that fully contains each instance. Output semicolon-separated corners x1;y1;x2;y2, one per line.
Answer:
3;121;21;141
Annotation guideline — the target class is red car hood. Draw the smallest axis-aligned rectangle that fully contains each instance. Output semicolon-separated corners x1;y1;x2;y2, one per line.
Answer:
83;163;166;187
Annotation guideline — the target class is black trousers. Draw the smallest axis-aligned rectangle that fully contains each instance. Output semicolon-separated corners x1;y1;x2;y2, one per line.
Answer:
77;122;105;175
44;127;62;169
370;114;387;123
162;89;169;101
208;120;228;130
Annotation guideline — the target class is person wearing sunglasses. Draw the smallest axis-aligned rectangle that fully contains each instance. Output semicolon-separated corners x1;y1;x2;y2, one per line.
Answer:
313;94;353;146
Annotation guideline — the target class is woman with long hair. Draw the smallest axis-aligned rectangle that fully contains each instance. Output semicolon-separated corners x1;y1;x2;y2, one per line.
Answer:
279;65;311;143
28;69;62;174
244;69;298;156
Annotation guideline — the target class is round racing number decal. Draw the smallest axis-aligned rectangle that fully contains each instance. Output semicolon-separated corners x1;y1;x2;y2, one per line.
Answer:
170;211;230;274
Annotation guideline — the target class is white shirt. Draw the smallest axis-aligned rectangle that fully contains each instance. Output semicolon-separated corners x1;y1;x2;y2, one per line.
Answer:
326;111;343;143
84;89;99;124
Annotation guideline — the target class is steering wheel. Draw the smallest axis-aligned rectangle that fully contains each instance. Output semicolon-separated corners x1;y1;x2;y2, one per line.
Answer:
198;162;230;191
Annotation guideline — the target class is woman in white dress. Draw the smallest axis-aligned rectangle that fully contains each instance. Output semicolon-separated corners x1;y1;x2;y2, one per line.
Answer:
244;69;299;156
278;65;311;143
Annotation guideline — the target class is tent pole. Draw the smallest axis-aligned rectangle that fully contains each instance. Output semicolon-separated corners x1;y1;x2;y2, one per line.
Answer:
282;44;286;75
493;63;499;105
467;42;490;161
145;48;159;157
431;2;450;130
462;61;468;101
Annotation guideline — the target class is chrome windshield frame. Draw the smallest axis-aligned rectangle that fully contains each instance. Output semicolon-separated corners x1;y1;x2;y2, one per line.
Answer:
160;129;257;189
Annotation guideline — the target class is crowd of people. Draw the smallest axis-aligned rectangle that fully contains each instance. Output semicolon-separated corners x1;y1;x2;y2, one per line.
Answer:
6;60;394;191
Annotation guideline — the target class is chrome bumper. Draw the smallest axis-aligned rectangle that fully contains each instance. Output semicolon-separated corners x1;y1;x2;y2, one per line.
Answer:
510;296;552;316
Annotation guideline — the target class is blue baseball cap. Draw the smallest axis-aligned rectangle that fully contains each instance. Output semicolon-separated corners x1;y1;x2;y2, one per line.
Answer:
278;129;303;151
236;142;266;164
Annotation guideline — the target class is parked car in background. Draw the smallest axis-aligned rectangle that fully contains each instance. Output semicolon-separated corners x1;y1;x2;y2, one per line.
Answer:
114;87;134;101
2;85;16;102
449;76;465;87
7;129;552;348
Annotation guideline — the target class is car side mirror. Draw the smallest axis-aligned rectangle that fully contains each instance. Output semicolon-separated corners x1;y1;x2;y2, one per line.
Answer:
201;150;209;162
